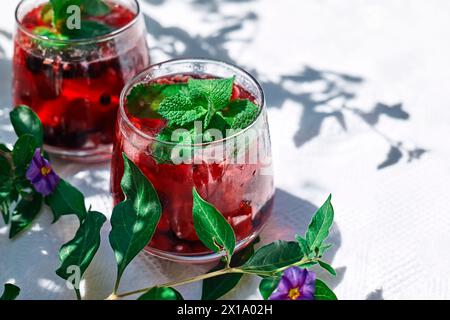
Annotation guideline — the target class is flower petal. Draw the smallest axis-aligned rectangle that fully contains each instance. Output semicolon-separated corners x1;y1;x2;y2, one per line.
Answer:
284;267;305;288
269;290;288;300
33;178;52;196
300;271;316;300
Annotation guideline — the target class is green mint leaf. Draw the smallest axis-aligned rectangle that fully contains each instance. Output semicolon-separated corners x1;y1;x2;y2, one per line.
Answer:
61;20;113;39
32;27;70;49
46;179;87;222
158;94;206;126
305;195;334;252
188;78;234;126
56;211;106;281
10;106;44;146
201;240;256;300
203;114;229;141
9;192;43;238
50;0;110;30
0;284;20;300
222;99;259;130
259;277;280;300
50;0;72;27
315;279;337;300
12;134;38;177
109;153;162;291
126;84;175;119
41;3;54;24
241;241;305;274
192;188;236;259
318;260;336;277
137;287;183;300
80;0;111;16
127;83;189;119
152;127;196;164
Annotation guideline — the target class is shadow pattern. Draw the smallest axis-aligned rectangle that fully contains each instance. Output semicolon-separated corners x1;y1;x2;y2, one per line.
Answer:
141;0;427;170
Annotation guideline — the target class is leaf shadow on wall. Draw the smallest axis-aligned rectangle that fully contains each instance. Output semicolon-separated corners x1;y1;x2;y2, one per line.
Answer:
141;0;427;170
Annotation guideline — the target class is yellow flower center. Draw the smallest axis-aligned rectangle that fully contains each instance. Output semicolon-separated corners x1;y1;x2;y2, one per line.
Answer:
288;287;301;300
40;166;52;176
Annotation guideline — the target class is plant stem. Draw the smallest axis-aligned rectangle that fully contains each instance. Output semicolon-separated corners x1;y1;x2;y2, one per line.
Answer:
110;267;241;299
109;257;320;300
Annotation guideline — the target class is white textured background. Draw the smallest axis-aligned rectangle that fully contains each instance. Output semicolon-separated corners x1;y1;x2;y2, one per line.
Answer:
1;0;450;300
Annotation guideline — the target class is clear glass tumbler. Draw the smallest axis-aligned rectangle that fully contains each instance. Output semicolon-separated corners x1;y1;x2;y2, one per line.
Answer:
13;0;150;162
111;58;275;263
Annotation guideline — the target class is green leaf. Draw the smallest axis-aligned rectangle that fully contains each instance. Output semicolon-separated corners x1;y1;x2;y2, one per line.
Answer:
0;144;11;152
126;84;179;119
241;241;305;274
80;0;110;16
295;235;311;256
222;99;259;130
61;20;113;39
192;188;236;259
32;26;70;48
46;179;87;222
259;277;280;300
158;94;207;126
109;153;162;291
9;192;43;238
137;287;183;300
0;284;20;300
201;240;256;300
188;78;234;125
12;134;38;177
305;195;334;252
315;279;337;300
56;211;106;281
318;260;336;276
0;152;14;224
10;106;44;146
50;0;110;30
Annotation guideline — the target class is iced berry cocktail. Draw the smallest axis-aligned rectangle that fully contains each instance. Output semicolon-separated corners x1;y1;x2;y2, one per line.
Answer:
111;59;274;263
13;0;149;161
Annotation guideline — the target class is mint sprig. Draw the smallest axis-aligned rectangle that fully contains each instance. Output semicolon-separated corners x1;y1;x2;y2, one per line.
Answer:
32;0;112;42
127;78;260;144
188;78;234;126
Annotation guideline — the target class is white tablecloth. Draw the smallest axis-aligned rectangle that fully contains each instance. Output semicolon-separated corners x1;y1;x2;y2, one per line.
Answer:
1;0;450;300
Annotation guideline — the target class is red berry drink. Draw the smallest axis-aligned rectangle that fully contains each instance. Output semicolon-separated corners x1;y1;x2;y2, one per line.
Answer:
13;0;149;161
111;59;275;263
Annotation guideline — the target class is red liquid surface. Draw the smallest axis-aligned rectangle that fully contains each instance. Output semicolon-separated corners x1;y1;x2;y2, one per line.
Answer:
111;75;274;256
13;3;149;152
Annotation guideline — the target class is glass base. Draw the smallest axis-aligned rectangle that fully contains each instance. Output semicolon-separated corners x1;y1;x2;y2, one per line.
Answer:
45;143;113;163
143;228;263;264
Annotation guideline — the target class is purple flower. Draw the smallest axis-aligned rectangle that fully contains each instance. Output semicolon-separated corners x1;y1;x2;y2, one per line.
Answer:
26;149;60;196
269;267;316;300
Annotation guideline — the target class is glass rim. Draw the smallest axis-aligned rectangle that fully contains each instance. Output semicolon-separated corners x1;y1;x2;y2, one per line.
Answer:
15;0;142;45
119;57;267;148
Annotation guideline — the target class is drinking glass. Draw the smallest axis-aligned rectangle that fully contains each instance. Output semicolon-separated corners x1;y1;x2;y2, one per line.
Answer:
111;58;275;263
13;0;150;162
